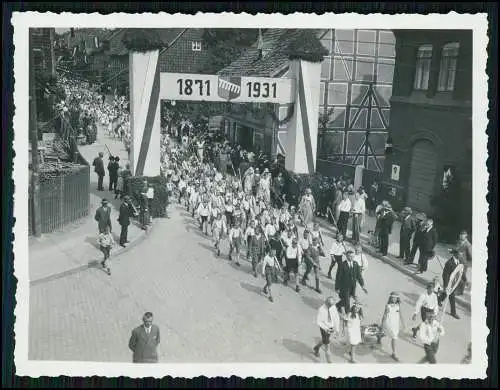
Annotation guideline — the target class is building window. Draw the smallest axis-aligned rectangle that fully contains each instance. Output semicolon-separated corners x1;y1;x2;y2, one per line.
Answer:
437;42;460;92
191;41;202;51
413;44;433;91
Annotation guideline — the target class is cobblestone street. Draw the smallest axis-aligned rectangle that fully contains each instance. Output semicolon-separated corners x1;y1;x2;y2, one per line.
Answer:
29;203;471;364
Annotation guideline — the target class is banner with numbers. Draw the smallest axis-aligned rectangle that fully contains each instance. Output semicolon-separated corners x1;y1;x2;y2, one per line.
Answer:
159;73;295;104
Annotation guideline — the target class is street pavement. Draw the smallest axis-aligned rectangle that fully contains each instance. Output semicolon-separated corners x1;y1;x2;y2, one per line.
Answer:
29;201;471;364
28;124;144;284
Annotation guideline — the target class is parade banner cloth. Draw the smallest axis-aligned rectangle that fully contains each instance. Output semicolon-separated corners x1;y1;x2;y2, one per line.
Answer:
160;73;296;104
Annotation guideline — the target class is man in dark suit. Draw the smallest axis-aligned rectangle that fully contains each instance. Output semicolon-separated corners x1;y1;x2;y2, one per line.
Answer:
417;218;438;274
128;312;160;363
118;196;136;247
399;207;416;261
92;152;105;191
107;156;120;192
94;198;112;234
378;203;394;256
442;248;461;319
335;250;367;313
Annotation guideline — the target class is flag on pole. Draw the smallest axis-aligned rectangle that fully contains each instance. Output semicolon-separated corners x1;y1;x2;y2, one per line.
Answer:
257;28;264;50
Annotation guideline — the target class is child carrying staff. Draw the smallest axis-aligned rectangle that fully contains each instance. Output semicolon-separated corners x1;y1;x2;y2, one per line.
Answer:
262;248;279;302
228;221;243;266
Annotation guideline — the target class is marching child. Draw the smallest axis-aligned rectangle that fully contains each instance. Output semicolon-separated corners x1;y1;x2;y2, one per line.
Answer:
212;210;227;257
228;221;243;266
344;300;363;363
380;292;405;362
249;226;266;278
98;226;114;276
262;248;279;302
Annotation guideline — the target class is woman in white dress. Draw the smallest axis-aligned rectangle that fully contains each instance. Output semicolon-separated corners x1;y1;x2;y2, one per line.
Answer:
344;301;363;363
380;292;405;362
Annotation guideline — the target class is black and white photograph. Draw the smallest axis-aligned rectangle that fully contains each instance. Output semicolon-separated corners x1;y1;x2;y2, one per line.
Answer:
11;11;489;379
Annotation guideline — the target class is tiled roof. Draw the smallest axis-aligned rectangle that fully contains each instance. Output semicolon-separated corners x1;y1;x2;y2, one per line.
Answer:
107;28;186;57
218;29;321;77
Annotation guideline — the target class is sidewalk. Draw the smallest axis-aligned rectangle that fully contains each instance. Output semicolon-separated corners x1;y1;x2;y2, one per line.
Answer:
29;124;147;285
317;211;471;311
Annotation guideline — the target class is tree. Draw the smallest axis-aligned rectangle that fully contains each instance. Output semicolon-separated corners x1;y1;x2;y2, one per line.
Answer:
201;29;261;74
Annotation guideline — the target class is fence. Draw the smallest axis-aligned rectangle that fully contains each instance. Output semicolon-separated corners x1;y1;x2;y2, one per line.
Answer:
28;164;90;236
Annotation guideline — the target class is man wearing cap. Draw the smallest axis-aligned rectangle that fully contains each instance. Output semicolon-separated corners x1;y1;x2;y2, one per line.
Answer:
94;198;112;234
442;248;461;319
92;152;105;191
399;207;416;262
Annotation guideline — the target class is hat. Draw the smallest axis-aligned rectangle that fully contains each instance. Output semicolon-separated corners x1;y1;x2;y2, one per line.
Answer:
101;198;108;204
427;282;434;288
460;229;468;235
449;247;460;255
402;207;412;214
263;168;269;173
389;291;399;298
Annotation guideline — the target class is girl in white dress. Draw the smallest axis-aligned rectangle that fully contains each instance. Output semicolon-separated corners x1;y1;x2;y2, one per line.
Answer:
344;301;363;363
380;292;405;361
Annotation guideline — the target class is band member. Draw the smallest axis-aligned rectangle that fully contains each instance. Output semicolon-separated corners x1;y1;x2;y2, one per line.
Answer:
417;312;445;364
212;213;227;257
301;237;322;294
299;188;316;228
228;221;243;266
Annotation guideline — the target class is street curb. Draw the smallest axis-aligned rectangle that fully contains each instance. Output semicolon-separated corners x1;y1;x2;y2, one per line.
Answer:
314;217;471;313
30;220;156;286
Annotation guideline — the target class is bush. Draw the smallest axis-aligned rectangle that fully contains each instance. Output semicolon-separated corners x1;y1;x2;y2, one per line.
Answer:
127;175;168;218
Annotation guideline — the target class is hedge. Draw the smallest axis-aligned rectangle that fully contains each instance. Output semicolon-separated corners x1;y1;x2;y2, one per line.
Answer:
127;175;168;218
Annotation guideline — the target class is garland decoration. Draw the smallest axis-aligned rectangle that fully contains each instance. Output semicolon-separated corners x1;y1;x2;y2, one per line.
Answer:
286;30;329;63
267;103;295;126
122;29;165;52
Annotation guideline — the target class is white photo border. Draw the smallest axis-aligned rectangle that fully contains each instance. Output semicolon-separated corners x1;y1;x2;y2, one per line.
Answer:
12;11;489;379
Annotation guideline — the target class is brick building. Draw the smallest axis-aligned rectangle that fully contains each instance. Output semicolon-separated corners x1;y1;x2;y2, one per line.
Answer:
382;30;472;225
218;29;396;169
103;28;209;95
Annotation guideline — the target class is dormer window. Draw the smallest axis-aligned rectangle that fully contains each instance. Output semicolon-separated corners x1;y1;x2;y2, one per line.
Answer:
191;41;202;51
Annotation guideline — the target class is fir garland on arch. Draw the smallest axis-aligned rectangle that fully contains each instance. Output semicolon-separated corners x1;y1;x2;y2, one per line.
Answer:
266;103;295;126
285;30;329;63
122;29;165;52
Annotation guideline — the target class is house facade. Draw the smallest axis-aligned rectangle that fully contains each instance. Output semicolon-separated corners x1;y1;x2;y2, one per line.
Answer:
218;29;396;172
382;30;472;220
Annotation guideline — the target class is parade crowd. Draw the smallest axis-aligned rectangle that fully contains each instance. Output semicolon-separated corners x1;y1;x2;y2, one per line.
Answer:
59;76;471;365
